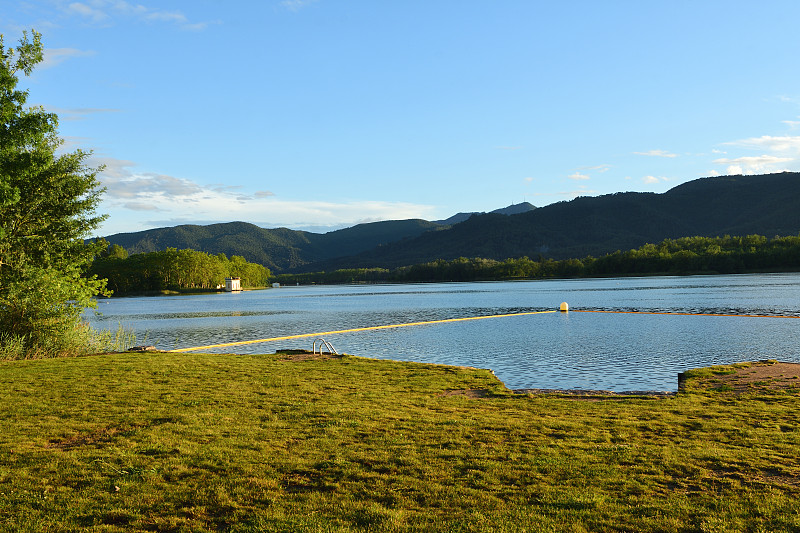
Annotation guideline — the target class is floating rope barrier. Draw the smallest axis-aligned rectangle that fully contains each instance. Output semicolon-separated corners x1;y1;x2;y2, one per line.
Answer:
168;309;558;353
167;305;799;353
571;310;800;319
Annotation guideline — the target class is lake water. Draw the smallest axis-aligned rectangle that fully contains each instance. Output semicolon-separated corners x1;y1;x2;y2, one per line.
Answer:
84;273;800;392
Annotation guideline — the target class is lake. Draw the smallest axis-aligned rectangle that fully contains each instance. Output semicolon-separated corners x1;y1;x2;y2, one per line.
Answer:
84;273;800;392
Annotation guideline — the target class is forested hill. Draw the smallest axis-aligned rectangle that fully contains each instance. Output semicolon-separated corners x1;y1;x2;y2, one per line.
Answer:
103;219;443;272
101;203;533;271
301;172;800;272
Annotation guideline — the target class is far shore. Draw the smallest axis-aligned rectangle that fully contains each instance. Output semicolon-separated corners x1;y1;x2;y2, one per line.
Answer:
99;286;271;298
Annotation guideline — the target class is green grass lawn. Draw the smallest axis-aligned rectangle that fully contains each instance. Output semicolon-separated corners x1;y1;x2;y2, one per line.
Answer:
1;352;798;532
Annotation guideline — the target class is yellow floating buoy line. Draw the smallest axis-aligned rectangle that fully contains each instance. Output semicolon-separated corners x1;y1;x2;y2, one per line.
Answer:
167;304;799;353
571;309;800;319
168;310;558;353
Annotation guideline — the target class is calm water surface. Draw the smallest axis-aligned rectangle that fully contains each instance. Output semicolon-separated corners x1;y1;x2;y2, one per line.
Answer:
85;274;800;392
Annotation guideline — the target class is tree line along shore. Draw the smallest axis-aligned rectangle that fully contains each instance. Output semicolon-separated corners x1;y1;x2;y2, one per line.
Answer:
89;245;271;294
273;233;800;285
87;233;800;294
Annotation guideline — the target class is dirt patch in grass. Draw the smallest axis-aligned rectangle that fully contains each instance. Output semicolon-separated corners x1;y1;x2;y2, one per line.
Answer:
47;417;181;450
441;387;674;400
438;388;492;399
512;388;674;400
683;360;800;395
274;349;344;362
47;424;137;450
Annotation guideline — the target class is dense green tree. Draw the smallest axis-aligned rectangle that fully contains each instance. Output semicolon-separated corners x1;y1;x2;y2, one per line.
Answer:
99;242;128;260
0;31;108;354
90;247;271;294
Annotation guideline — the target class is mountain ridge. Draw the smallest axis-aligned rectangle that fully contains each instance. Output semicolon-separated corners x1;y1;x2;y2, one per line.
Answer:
434;201;536;225
305;172;800;272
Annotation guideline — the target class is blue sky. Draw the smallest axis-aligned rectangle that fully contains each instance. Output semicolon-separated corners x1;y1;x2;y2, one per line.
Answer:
3;1;800;235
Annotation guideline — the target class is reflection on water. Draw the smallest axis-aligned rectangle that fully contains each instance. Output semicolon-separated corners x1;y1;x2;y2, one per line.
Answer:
102;310;302;321
84;273;800;392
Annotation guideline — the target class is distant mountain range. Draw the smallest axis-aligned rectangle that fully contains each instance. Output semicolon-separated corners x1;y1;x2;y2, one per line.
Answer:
102;173;800;273
102;202;536;272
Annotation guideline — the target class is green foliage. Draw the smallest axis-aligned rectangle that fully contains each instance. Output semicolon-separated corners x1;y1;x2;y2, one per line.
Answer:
274;233;800;284
586;234;800;276
99;242;128;260
0;31;40;224
90;247;271;294
0;323;137;360
0;30;108;356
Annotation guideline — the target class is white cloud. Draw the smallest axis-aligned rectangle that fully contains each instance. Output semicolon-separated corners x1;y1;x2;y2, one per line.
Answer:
103;173;204;199
712;155;793;175
725;135;800;153
282;0;320;11
93;156;136;178
641;175;670;184
94;157;203;199
44;106;121;121
783;120;800;129
93;156;437;235
143;10;212;31
715;134;800;175
41;47;95;68
145;11;186;24
633;149;678;158
576;164;611;173
714;155;793;165
210;185;242;193
725;165;744;175
123;201;160;211
65;0;210;30
567;172;590;181
558;186;597;198
67;2;110;23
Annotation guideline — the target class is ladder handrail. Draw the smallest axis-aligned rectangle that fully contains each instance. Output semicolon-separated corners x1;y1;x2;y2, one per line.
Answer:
312;337;338;355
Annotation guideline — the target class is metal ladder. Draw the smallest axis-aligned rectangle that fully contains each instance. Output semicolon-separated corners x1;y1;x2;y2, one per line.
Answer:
312;337;338;355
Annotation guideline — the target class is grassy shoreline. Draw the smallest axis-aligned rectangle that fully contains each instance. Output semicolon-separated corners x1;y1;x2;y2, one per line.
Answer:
99;286;270;298
1;352;798;532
